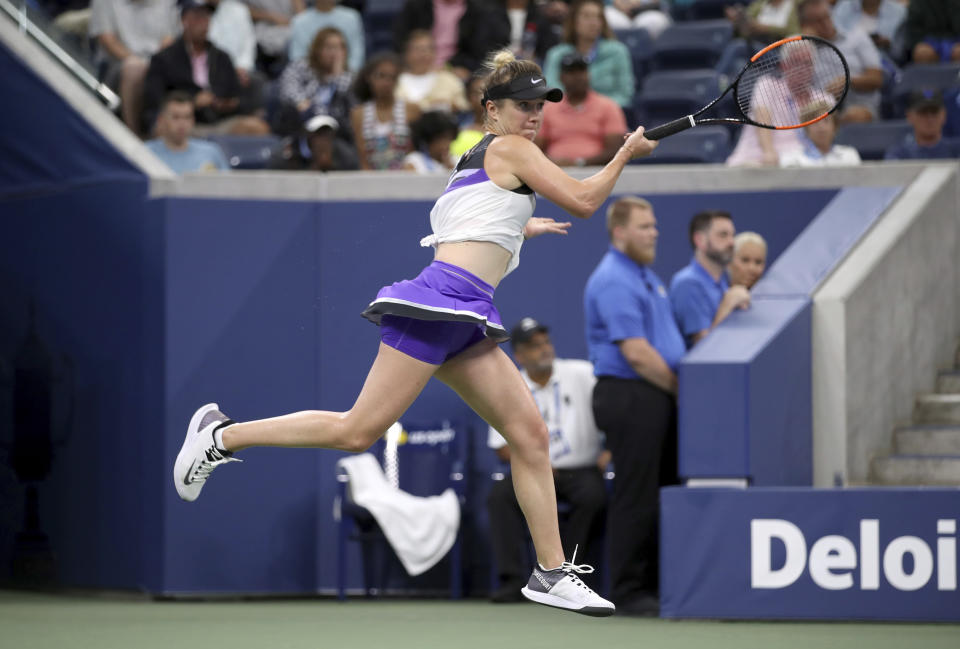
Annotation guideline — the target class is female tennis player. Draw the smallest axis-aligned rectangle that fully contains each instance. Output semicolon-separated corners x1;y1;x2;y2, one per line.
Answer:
174;49;657;616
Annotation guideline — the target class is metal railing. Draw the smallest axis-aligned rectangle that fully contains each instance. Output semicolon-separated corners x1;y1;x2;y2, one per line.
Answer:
0;0;120;111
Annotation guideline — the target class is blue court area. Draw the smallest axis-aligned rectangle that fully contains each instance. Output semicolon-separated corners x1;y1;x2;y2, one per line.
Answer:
2;591;958;649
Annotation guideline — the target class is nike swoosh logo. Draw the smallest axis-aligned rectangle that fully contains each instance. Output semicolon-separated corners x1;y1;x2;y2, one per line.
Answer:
531;78;542;84
183;460;196;485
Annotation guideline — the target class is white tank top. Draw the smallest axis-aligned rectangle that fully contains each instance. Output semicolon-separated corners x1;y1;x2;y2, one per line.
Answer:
420;134;536;277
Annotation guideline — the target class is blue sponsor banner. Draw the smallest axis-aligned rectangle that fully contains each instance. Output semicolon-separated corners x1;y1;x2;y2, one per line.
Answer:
661;487;960;621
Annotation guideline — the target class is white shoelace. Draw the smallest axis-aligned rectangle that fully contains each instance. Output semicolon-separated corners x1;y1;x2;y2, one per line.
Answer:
191;447;240;483
558;545;595;592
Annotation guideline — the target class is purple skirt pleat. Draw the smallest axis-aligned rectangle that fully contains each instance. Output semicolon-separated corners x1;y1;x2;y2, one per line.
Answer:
361;260;508;342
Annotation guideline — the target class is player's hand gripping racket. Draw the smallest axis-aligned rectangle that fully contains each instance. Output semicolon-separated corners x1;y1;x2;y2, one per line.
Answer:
643;35;850;140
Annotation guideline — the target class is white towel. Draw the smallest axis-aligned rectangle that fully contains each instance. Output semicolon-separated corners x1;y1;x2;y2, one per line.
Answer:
337;453;461;576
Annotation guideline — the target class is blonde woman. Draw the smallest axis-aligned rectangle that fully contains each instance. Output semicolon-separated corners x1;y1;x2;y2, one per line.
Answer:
174;49;657;616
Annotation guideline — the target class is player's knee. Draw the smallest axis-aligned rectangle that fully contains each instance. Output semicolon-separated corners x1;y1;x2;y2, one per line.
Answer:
510;418;549;460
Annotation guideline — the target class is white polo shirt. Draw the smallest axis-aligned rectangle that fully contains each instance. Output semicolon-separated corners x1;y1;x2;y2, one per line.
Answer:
488;358;603;470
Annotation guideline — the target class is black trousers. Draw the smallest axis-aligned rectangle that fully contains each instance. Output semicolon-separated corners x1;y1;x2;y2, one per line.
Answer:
487;467;607;584
592;376;678;604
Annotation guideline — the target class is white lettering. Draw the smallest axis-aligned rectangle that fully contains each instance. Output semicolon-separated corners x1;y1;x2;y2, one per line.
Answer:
749;518;957;592
938;519;957;591
883;536;934;591
860;520;879;590
809;535;856;590
751;519;806;588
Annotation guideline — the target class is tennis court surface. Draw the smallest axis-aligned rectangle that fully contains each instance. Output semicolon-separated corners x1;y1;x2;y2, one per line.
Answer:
2;590;957;649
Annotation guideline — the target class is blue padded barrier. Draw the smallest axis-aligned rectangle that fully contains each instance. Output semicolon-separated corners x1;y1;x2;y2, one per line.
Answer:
661;487;960;621
679;186;903;486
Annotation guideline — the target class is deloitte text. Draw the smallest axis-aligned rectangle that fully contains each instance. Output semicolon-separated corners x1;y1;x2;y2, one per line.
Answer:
751;519;957;591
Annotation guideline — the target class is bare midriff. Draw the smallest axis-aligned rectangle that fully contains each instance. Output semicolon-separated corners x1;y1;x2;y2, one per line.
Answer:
434;241;512;288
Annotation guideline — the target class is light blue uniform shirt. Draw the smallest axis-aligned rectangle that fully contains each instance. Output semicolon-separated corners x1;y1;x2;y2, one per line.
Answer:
584;246;686;378
287;6;365;71
146;138;230;174
670;257;729;349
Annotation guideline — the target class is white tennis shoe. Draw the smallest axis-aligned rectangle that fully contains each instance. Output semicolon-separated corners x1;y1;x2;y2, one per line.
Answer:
174;403;241;502
520;547;615;617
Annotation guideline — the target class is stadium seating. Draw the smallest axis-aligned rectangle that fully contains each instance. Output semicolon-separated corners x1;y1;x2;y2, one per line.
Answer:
650;20;733;70
335;422;466;600
714;38;749;82
671;0;732;21
205;135;282;169
613;27;654;84
634;68;724;127
834;120;913;160
363;0;401;54
631;125;732;164
889;63;960;118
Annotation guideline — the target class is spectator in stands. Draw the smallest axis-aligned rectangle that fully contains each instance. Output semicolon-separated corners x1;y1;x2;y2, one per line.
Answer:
396;31;470;114
487;317;609;603
478;0;572;61
603;0;671;39
670;210;750;348
779;112;863;166
450;72;487;158
885;89;960;160
350;53;419;170
394;0;496;80
404;111;459;173
143;0;271;136
268;113;359;170
584;196;685;616
245;0;305;68
832;0;907;62
288;0;364;71
728;231;767;290
535;53;627;167
543;0;635;109
209;0;256;84
277;27;355;140
798;0;883;123
146;91;231;172
89;0;179;135
725;0;800;46
904;0;960;64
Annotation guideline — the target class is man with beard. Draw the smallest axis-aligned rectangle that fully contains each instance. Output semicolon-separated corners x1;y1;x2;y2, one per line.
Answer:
487;317;610;604
670;210;751;349
583;196;685;616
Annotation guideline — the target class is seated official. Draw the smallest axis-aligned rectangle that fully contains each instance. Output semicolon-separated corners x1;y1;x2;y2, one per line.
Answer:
487;318;609;603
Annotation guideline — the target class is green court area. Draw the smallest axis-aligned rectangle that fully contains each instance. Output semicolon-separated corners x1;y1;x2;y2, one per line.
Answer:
1;590;957;649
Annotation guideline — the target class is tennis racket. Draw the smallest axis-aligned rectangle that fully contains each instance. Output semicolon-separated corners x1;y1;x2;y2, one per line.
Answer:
642;35;850;140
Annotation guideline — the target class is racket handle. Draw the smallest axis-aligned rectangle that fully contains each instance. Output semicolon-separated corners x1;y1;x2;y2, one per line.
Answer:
643;116;695;140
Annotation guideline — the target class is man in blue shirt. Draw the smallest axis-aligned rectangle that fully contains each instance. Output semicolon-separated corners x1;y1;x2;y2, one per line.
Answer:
670;210;750;348
583;196;685;616
146;91;231;173
885;89;960;161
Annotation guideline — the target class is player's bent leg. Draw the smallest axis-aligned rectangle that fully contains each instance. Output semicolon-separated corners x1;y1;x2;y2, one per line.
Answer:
436;341;614;616
174;343;437;501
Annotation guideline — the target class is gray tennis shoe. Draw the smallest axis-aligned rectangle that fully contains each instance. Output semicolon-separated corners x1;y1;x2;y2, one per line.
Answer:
520;547;615;617
174;403;241;502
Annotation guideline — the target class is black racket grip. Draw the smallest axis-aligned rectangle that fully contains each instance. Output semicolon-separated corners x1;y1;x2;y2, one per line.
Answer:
643;116;694;140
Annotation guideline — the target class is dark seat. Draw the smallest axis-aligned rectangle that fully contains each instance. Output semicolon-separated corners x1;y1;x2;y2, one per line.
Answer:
635;69;723;127
335;421;467;600
651;20;733;70
630;125;731;164
834;120;913;160
205;135;282;170
889;63;960;118
613;27;654;84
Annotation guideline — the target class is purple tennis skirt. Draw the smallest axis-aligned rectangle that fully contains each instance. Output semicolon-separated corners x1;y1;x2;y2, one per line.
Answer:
361;260;509;365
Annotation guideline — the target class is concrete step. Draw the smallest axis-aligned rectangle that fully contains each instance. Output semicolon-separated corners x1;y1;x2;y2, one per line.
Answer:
895;426;960;455
871;456;960;485
914;393;960;424
938;371;960;394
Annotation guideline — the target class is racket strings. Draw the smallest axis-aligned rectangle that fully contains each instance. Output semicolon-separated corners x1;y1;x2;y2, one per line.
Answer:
737;38;847;129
